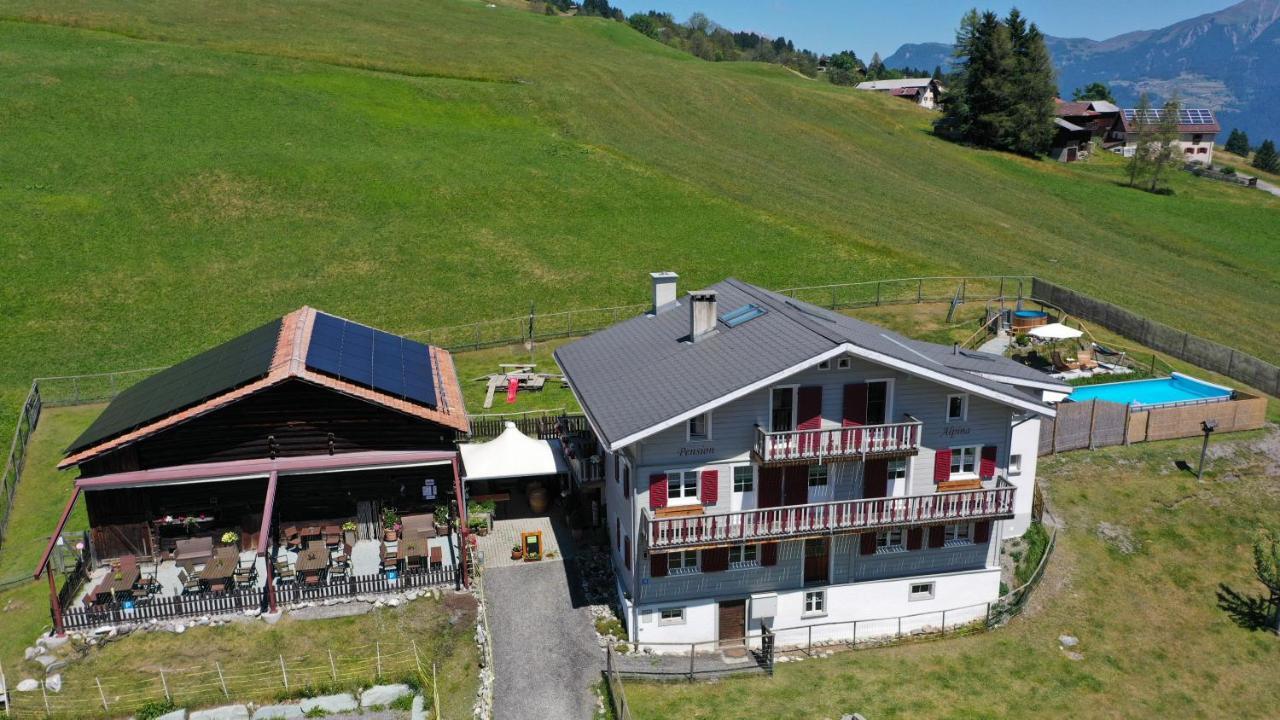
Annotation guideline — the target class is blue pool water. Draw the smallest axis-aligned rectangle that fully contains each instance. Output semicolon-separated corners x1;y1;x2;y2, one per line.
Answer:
1014;310;1048;319
1067;373;1233;408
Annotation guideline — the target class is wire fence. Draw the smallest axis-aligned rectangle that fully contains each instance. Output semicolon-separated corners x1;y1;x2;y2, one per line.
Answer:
5;638;435;719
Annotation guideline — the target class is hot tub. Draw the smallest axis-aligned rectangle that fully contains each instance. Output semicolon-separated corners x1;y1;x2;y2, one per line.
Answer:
1011;309;1051;332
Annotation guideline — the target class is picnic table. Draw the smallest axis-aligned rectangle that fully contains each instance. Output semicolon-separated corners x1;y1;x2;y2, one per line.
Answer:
201;547;241;592
398;536;429;570
92;556;141;601
295;541;330;581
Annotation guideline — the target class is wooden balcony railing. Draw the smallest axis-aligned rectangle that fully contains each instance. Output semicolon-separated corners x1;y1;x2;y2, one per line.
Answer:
644;479;1015;550
753;419;923;465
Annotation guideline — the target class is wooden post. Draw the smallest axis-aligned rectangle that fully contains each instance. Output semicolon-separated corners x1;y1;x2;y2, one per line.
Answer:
216;662;229;698
279;655;288;690
1123;403;1132;445
875;282;882;306
47;569;65;637
807;625;813;656
95;677;108;712
329;649;338;682
1087;401;1098;450
917;278;923;303
376;642;382;679
688;644;695;682
160;670;170;702
41;671;51;715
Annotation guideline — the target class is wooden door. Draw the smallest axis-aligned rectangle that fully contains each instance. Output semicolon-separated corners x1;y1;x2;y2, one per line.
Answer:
718;599;747;647
757;467;784;508
803;538;829;585
783;465;809;506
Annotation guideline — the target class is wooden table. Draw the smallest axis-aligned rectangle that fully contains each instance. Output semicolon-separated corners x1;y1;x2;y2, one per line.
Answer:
94;556;141;601
398;536;429;570
295;541;330;580
202;547;241;592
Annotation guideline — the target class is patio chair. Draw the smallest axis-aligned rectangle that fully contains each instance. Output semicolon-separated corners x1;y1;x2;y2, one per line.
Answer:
233;565;255;589
274;562;297;585
303;572;322;587
323;524;342;548
430;546;443;571
1076;348;1100;370
177;568;203;594
1051;350;1081;372
328;563;349;582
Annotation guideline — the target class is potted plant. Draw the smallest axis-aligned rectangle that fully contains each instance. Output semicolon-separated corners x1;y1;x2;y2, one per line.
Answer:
468;517;489;537
510;544;523;561
341;520;358;545
433;505;450;535
382;507;400;541
220;530;240;548
183;516;199;535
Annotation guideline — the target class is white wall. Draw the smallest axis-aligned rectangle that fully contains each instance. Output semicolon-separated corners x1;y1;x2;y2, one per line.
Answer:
1004;414;1041;538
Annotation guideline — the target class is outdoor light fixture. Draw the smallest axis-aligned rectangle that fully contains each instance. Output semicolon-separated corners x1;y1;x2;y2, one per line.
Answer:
1197;419;1218;481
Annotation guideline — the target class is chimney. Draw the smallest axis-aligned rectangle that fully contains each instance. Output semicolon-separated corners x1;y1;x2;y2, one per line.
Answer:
688;290;718;342
650;272;679;314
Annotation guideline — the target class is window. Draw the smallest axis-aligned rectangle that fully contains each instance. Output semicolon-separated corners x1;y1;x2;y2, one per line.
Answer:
909;582;935;601
1184;147;1195;154
817;359;831;370
807;465;829;487
876;529;905;553
728;544;759;569
887;458;908;497
837;357;852;370
687;412;711;442
667;470;699;502
946;394;968;422
668;550;699;575
803;590;826;616
944;523;973;546
659;607;685;625
888;459;908;481
733;466;754;493
1197;147;1208;154
1008;454;1023;476
950;446;979;478
866;381;889;425
771;387;796;432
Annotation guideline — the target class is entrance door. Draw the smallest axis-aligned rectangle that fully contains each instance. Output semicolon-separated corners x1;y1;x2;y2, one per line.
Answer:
803;538;829;585
718;599;747;648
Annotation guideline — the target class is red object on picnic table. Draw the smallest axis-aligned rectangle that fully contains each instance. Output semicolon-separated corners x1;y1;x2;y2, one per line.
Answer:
506;377;519;404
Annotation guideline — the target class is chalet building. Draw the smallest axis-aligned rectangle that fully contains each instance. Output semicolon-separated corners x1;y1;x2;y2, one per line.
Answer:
1115;108;1220;165
1053;99;1122;144
854;78;944;110
555;274;1066;650
35;307;470;632
1050;118;1094;162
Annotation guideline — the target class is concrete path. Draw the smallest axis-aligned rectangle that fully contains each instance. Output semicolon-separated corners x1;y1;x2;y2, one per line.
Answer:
977;331;1011;355
1256;179;1280;198
485;558;601;720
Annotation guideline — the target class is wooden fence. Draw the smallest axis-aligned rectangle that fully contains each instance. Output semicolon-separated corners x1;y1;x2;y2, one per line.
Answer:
61;566;458;631
464;411;590;441
1039;393;1268;455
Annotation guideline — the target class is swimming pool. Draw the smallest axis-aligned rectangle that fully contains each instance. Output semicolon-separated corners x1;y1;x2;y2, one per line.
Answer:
1067;373;1234;408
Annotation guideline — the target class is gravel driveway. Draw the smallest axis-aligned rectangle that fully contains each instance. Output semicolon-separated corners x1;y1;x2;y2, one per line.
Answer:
485;558;601;720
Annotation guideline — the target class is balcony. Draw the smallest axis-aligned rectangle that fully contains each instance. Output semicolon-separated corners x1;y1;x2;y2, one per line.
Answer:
752;419;922;466
644;479;1015;551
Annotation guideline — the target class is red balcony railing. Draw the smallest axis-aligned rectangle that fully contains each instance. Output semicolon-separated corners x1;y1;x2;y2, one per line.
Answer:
644;479;1015;550
753;419;922;465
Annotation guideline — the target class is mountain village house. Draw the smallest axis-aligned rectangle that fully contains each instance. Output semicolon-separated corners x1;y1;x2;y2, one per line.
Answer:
1114;108;1220;165
854;78;944;110
555;275;1065;650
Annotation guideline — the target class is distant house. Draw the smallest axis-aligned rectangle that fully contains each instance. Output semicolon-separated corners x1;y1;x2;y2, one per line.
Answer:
1050;118;1093;162
855;78;944;110
1053;99;1122;148
1115;108;1220;165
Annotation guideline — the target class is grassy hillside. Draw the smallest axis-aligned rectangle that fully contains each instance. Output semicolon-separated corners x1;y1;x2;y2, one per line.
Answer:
0;0;1276;438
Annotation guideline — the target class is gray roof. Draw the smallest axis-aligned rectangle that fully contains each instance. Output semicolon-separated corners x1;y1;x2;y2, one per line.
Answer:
855;78;935;91
555;279;1063;450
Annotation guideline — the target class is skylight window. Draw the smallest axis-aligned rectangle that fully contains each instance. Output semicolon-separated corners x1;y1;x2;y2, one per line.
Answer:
720;304;766;328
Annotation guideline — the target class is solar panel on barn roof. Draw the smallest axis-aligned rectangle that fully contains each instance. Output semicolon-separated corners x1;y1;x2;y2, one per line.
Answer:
305;311;437;408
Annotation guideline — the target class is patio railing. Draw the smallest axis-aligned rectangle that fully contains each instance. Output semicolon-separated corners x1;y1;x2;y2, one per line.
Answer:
753;419;923;465
60;566;458;631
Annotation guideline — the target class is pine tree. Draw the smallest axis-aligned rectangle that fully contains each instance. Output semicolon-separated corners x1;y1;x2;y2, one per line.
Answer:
1252;529;1280;635
939;9;981;139
1071;82;1115;103
966;11;1014;148
868;52;885;80
932;65;943;81
1003;14;1057;155
1224;128;1250;156
1126;93;1154;188
1252;139;1279;173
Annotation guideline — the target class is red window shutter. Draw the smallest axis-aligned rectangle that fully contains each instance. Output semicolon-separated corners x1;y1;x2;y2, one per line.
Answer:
624;536;631;570
650;552;668;578
783;466;809;506
864;460;888;498
700;469;719;506
757;467;784;508
928;525;945;548
906;527;924;550
760;542;778;566
702;547;729;573
842;383;867;426
979;446;998;479
974;520;992;544
649;473;668;510
859;532;877;555
797;386;823;430
933;449;952;483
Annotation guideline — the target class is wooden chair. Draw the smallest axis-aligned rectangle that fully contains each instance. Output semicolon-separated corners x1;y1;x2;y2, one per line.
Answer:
177;568;203;594
1076;348;1100;370
303;572;322;587
430;546;443;571
328;563;349;582
1052;350;1081;371
233;564;256;589
274;561;297;585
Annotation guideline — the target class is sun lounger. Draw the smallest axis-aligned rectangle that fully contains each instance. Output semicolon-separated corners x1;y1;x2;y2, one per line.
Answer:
1076;349;1100;370
1051;350;1081;372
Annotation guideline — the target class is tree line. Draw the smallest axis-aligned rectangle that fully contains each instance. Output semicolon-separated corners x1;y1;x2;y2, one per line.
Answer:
1224;128;1279;174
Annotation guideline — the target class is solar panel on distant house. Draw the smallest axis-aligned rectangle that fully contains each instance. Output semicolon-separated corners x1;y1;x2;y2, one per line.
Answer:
305;312;437;408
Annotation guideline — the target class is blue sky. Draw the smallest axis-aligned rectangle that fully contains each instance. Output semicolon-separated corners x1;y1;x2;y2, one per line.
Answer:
608;0;1233;59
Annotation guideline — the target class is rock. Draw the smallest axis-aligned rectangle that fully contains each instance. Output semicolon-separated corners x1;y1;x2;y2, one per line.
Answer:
92;625;116;636
841;715;868;720
42;634;70;649
251;704;303;719
190;704;251;720
33;654;59;670
361;683;413;708
15;678;39;692
412;695;428;720
261;611;282;625
23;647;38;661
1058;634;1079;648
1065;650;1085;661
155;710;188;720
173;623;187;634
299;693;357;714
387;598;400;607
44;673;62;692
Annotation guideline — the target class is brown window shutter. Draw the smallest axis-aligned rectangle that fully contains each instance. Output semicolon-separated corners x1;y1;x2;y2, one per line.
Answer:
650;552;668;578
864;459;888;498
974;520;992;544
928;525;946;548
783;465;809;506
757;467;784;508
859;532;877;556
702;547;729;573
649;473;668;510
906;527;924;550
842;383;867;426
760;542;778;566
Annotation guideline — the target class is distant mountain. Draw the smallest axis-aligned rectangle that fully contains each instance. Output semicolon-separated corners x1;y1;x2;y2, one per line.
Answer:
884;0;1280;142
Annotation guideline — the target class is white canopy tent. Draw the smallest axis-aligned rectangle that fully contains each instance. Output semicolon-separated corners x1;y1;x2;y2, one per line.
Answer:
1028;323;1084;340
459;421;568;481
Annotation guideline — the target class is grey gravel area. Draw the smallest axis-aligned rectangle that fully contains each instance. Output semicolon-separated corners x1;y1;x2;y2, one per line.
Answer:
486;560;602;720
